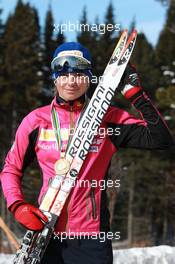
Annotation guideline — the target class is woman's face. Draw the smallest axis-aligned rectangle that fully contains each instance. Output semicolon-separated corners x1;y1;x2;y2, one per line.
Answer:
55;73;90;101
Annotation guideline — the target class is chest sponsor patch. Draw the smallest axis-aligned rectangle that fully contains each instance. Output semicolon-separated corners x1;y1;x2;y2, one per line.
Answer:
39;128;69;142
92;138;103;145
89;145;99;152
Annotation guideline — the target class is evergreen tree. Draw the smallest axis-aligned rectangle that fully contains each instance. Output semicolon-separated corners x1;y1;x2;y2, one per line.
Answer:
1;0;42;140
131;32;159;98
42;7;56;102
44;7;55;64
77;7;92;48
129;16;136;33
77;7;98;98
54;23;65;52
0;0;43;238
155;0;175;133
77;6;97;73
153;0;175;245
0;6;4;60
98;2;118;74
0;5;6;164
0;5;4;99
0;6;4;100
155;0;175;87
55;29;65;46
42;6;66;104
113;147;175;245
155;0;172;5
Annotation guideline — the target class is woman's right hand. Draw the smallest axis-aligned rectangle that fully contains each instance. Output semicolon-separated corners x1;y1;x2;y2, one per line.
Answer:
10;201;48;231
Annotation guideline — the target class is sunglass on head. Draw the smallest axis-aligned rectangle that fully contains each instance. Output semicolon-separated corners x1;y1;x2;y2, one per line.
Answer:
51;56;92;72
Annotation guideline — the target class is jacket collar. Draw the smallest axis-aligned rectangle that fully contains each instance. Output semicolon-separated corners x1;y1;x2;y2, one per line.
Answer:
52;94;87;111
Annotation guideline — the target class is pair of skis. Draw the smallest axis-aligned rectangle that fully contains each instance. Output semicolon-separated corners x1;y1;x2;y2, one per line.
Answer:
13;29;137;264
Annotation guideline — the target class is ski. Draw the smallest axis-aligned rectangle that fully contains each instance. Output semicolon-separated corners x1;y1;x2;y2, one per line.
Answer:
39;29;129;213
50;30;137;216
13;29;137;264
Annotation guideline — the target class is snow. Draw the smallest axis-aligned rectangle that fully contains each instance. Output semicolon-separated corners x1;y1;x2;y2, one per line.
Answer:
1;246;175;264
0;254;13;264
163;70;174;77
113;246;175;264
164;115;172;120
170;103;175;109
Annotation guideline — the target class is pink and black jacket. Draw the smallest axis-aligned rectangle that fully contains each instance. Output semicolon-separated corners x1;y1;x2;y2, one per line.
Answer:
0;91;174;234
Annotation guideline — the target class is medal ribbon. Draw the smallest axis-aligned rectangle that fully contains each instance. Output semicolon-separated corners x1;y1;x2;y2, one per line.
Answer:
51;106;62;153
51;104;77;157
51;97;89;156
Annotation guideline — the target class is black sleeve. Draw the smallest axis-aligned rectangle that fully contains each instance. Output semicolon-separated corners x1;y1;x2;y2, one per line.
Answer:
108;92;174;150
22;127;39;172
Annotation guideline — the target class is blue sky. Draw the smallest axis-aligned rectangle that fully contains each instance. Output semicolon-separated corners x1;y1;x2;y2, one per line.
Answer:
0;0;168;46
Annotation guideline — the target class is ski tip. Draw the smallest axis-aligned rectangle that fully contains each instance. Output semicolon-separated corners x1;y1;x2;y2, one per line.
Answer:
122;29;137;38
132;29;138;36
122;29;128;34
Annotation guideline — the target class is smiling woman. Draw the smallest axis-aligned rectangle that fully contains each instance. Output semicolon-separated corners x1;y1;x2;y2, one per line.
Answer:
0;0;174;262
1;36;174;263
51;42;92;101
55;73;90;101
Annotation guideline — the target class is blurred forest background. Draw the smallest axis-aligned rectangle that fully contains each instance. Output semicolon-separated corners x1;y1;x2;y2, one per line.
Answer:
0;0;175;253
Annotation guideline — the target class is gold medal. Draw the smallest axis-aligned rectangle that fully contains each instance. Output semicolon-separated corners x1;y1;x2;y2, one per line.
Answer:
54;158;70;175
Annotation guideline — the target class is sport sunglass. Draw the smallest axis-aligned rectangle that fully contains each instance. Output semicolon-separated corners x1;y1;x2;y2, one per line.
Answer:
51;56;92;72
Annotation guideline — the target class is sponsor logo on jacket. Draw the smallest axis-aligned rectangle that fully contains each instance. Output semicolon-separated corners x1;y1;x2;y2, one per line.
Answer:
39;128;69;141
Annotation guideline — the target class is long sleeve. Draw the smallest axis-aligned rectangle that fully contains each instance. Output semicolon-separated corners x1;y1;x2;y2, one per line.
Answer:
107;91;174;150
0;114;38;208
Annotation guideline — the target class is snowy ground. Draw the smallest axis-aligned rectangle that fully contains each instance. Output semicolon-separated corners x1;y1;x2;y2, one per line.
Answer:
113;246;175;264
0;246;175;264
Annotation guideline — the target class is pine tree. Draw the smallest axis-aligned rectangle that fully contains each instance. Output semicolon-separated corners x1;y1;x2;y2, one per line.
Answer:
0;7;10;161
55;29;65;46
155;0;175;132
129;16;136;33
44;7;55;64
0;6;5;121
131;32;159;98
0;6;4;58
76;6;97;71
54;24;65;52
153;0;175;245
98;2;118;74
77;7;98;97
0;6;7;235
1;0;42;139
77;7;92;47
0;6;5;102
42;7;56;102
155;1;175;87
155;0;172;6
0;0;43;238
42;6;66;104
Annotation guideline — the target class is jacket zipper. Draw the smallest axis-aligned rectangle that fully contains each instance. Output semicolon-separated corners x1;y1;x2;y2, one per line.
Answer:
90;182;97;220
70;104;74;135
65;104;74;231
86;191;91;220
